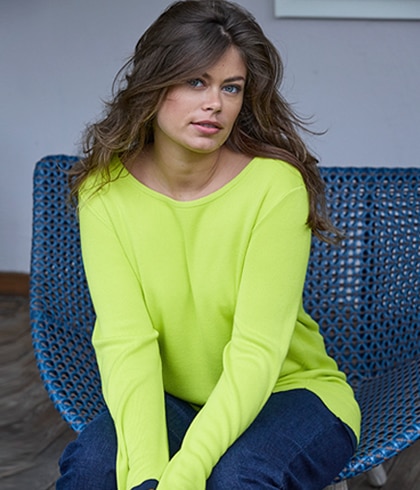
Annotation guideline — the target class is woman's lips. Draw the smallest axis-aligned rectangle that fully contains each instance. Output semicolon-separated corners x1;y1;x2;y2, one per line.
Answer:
192;121;222;134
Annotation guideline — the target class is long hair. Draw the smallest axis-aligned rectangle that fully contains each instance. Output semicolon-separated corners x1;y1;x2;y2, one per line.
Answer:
70;0;341;242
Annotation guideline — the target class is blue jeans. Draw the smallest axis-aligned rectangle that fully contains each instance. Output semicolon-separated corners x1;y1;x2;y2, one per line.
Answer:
57;389;357;490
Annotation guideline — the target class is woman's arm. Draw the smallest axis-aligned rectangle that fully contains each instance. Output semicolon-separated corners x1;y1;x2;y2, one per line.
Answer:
79;195;169;490
158;185;311;489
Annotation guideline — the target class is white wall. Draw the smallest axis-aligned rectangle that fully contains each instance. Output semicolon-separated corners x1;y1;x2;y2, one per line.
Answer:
1;0;419;272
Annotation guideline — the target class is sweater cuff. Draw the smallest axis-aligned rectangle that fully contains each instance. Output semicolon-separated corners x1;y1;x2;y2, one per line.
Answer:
132;480;159;490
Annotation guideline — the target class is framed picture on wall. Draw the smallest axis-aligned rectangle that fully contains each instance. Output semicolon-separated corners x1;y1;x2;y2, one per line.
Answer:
274;0;420;20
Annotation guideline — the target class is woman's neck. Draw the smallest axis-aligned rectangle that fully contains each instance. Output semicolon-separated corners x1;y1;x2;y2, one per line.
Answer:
127;145;251;201
149;146;224;200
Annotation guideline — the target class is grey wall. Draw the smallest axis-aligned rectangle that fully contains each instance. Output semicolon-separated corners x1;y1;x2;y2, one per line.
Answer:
1;0;419;272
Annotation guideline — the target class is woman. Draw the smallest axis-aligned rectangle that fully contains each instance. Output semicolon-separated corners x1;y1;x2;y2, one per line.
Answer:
58;1;361;489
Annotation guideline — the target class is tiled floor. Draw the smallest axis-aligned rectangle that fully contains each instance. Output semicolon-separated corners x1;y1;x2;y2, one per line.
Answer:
1;295;419;489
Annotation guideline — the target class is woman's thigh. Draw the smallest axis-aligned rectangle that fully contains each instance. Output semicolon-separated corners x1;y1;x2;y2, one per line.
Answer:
56;408;118;490
207;389;357;490
56;393;197;490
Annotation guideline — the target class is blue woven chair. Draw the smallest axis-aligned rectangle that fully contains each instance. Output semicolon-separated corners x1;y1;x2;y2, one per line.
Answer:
30;155;420;488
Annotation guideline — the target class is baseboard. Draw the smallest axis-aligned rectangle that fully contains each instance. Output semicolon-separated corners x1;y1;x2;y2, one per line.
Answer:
0;272;30;296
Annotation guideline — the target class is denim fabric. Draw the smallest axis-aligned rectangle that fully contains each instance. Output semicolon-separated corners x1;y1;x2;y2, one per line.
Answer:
132;480;159;490
57;389;356;489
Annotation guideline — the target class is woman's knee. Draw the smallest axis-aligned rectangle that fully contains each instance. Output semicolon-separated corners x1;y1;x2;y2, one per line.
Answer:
207;390;356;490
208;431;351;490
57;410;117;489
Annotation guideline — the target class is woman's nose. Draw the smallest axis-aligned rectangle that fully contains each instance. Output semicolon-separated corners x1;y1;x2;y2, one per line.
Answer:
203;89;222;112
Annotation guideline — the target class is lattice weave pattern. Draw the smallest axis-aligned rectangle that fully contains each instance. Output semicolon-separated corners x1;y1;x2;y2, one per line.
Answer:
306;168;420;385
30;156;420;482
31;156;104;430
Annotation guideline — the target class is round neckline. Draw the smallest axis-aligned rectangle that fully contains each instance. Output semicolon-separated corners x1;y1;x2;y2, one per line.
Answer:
116;155;259;207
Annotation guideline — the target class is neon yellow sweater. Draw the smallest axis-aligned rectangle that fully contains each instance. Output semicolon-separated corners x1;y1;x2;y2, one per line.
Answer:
79;156;361;490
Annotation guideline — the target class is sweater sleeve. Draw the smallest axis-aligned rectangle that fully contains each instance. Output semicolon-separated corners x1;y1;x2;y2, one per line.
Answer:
158;185;312;489
78;194;169;490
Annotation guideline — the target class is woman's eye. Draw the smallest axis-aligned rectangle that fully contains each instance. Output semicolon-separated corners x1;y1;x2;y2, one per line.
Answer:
188;79;204;88
223;84;242;94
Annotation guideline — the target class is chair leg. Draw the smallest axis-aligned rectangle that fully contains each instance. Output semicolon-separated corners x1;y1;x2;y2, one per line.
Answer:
323;464;387;490
366;464;387;487
323;481;348;490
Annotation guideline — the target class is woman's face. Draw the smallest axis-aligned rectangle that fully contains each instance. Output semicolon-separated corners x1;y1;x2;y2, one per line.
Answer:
154;46;247;157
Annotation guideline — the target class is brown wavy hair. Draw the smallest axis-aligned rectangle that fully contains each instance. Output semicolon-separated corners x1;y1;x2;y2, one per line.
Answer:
70;0;341;243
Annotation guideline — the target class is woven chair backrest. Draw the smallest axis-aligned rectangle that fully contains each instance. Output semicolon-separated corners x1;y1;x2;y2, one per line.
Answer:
31;156;103;430
30;156;420;429
304;167;420;387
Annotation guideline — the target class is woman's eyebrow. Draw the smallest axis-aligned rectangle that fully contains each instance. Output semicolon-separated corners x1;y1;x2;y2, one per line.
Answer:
224;76;246;83
202;73;246;83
